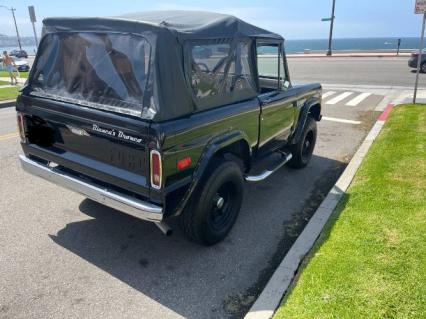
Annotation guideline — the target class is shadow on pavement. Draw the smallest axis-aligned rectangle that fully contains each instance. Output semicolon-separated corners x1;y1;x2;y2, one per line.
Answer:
49;154;346;319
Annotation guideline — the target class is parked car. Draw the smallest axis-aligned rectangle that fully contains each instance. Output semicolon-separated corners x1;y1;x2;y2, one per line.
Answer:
0;56;30;72
12;58;30;72
0;57;29;72
16;11;322;245
9;50;28;58
408;50;426;72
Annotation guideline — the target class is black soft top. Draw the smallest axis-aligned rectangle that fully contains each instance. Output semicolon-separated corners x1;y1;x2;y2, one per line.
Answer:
43;10;283;41
37;11;283;121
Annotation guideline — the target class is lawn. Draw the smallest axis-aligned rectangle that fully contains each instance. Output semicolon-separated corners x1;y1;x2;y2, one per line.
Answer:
0;86;20;101
0;71;29;78
0;80;10;86
274;104;426;319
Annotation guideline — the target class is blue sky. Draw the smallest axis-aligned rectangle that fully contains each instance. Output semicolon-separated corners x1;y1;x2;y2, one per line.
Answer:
0;0;423;39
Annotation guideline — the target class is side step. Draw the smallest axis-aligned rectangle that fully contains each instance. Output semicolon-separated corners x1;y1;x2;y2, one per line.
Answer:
245;151;292;182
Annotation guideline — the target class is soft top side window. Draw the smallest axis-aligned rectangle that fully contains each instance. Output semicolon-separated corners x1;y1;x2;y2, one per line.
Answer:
186;39;257;111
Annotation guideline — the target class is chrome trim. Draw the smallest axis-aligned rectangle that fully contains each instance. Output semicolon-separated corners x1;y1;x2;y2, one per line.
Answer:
245;153;292;182
19;155;163;222
150;149;162;190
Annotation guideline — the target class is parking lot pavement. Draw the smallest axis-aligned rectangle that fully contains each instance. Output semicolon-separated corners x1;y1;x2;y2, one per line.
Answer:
0;90;383;319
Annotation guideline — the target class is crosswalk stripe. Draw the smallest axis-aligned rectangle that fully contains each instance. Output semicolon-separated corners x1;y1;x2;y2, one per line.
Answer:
322;91;336;99
322;116;361;125
346;92;372;106
325;92;353;105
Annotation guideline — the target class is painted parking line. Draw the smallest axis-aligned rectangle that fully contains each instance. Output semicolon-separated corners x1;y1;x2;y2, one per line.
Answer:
322;91;336;99
0;132;18;141
346;92;372;106
322;116;361;125
325;91;353;105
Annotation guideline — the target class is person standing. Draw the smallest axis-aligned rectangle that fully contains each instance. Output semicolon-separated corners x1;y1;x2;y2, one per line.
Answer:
2;51;18;85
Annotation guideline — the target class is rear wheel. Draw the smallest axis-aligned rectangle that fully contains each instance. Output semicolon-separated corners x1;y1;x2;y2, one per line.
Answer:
421;62;426;73
180;160;244;246
287;116;317;169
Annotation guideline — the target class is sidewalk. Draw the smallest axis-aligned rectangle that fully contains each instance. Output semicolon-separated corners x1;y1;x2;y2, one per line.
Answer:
0;77;26;85
273;104;426;318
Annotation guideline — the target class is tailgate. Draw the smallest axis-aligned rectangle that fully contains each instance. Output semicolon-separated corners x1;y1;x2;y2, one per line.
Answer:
20;96;153;198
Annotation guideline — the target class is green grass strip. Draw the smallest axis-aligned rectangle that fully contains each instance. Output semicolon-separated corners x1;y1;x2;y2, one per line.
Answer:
275;104;426;319
0;71;29;78
0;86;20;101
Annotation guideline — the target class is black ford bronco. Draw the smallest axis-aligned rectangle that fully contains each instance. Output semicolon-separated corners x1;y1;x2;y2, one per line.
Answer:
17;11;322;245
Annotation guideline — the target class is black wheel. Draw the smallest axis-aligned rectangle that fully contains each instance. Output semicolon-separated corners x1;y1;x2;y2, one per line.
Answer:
421;62;426;73
287;116;317;169
180;160;244;246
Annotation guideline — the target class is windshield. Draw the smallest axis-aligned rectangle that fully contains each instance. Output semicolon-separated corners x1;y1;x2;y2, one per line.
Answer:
29;32;156;117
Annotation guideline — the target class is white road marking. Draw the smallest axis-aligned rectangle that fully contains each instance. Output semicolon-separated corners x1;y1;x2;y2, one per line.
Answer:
346;92;372;106
325;91;353;105
322;116;361;125
322;91;336;99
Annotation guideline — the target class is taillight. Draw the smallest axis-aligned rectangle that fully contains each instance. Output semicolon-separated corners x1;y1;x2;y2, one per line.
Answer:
150;150;162;189
16;112;26;142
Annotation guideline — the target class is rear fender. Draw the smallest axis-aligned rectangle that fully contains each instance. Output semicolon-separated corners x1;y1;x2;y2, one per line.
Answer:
290;97;321;145
172;130;251;216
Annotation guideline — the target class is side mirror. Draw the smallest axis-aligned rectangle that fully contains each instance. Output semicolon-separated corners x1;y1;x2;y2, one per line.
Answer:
283;80;290;90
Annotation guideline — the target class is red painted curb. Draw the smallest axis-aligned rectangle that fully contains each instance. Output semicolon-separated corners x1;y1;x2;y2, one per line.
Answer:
378;104;394;121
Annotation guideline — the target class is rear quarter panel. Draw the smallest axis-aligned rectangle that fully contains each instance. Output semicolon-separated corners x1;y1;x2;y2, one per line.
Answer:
155;98;260;191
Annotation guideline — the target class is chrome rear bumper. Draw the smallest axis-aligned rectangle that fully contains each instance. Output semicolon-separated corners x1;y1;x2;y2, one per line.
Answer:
19;155;163;222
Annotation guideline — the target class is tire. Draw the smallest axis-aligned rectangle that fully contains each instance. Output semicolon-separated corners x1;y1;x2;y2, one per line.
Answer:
180;159;244;246
421;62;426;73
287;116;317;169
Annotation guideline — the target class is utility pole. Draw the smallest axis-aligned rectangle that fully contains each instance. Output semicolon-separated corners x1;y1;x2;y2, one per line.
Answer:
327;0;336;56
413;13;426;104
11;8;22;51
0;6;22;50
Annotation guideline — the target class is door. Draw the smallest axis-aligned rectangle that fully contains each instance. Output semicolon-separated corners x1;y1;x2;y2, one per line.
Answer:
256;42;297;155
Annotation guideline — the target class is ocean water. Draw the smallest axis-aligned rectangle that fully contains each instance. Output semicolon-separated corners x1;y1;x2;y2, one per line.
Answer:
0;46;38;54
0;37;423;55
285;37;422;53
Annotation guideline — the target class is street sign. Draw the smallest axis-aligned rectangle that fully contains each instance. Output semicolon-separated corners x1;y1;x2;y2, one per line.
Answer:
28;5;36;22
28;5;38;47
321;17;332;22
416;0;426;14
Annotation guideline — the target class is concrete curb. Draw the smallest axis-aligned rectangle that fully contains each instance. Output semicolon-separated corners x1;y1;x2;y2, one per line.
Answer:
0;100;16;109
244;104;394;319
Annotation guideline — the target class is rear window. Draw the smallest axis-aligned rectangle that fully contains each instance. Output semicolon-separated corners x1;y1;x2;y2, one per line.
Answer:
29;32;156;118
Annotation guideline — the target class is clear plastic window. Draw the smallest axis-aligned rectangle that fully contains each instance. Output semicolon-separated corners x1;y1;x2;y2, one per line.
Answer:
188;40;256;110
30;32;155;117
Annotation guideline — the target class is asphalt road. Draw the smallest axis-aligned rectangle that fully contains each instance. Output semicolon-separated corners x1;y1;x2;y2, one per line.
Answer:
288;56;426;88
0;57;396;318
